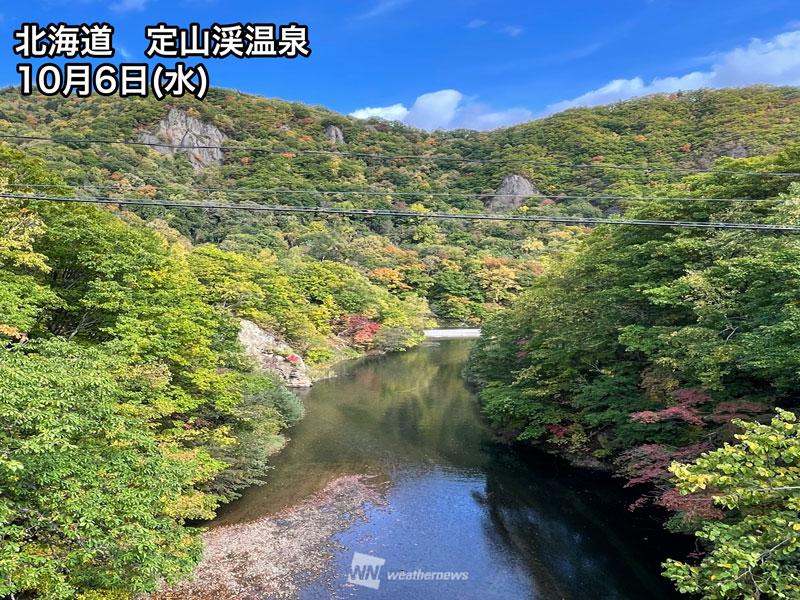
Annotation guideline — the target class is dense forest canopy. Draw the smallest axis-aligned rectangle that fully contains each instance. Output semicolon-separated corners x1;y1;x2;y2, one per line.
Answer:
1;85;800;599
466;147;800;598
2;85;800;323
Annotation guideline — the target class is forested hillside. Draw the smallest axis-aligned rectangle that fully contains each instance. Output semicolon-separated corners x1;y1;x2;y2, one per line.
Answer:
2;85;800;599
467;145;800;598
2;85;800;323
0;144;430;597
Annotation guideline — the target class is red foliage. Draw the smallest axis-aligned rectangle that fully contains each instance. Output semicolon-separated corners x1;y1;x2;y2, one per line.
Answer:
300;117;313;124
680;142;692;152
631;388;711;426
631;406;704;426
591;155;604;161
545;425;567;438
623;442;715;515
673;388;711;404
708;400;769;424
622;442;712;488
672;441;714;461
658;488;725;520
286;354;301;363
335;315;382;349
623;444;672;488
538;198;554;206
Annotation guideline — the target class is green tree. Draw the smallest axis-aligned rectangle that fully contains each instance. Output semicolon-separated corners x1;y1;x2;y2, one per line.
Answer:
664;410;800;599
0;342;216;600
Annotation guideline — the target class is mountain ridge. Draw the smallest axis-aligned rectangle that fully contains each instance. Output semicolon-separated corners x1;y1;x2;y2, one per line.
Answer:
2;84;800;324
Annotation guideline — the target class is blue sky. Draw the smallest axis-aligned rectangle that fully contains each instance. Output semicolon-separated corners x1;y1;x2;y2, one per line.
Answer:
2;0;799;129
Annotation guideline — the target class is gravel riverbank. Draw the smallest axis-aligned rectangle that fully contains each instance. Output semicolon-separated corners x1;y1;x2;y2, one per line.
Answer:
151;474;387;600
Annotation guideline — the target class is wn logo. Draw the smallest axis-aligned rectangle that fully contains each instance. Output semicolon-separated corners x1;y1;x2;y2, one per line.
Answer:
348;552;386;590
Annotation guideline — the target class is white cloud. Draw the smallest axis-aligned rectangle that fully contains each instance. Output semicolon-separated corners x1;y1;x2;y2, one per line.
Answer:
543;29;800;115
357;0;410;19
500;25;524;37
118;46;132;59
110;0;153;11
466;19;487;29
350;89;533;130
350;103;409;121
567;41;605;60
451;104;534;130
405;90;464;129
351;28;800;130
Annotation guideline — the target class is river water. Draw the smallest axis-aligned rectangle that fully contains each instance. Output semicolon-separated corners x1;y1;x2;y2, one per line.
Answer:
213;339;687;599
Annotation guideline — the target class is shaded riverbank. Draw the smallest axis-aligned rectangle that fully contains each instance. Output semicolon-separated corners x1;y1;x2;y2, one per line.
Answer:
164;340;689;599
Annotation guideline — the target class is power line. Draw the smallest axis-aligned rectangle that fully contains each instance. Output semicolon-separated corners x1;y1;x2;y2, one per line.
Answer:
2;134;799;177
3;193;799;231
1;182;785;203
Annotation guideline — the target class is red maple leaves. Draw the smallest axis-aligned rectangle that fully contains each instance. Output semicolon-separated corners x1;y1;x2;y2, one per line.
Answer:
631;388;712;426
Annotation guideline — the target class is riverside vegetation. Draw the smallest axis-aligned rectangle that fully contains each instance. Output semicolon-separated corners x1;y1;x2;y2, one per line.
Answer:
0;85;799;599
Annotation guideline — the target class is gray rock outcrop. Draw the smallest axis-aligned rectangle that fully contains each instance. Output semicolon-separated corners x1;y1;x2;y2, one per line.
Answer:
137;108;228;171
238;319;313;388
485;174;539;212
725;142;749;159
324;124;344;144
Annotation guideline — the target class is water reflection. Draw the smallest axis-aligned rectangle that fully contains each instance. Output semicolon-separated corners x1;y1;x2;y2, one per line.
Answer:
213;340;687;599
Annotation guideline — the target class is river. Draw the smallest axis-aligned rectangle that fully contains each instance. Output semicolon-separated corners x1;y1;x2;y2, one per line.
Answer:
211;339;688;599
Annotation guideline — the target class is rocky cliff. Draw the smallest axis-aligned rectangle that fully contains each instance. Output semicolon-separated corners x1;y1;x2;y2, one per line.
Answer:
138;108;228;171
324;124;345;144
238;319;313;388
485;174;540;212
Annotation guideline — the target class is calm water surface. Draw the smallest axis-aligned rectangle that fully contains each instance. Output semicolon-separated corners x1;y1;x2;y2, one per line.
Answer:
213;340;687;599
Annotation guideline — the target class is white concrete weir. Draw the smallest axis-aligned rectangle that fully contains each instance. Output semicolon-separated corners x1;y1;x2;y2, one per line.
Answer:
423;329;481;339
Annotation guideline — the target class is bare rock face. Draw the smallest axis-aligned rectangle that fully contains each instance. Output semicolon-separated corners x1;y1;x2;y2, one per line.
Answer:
485;174;540;212
725;142;749;159
137;108;228;171
324;124;344;144
238;319;312;388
